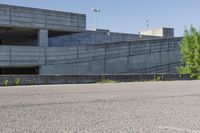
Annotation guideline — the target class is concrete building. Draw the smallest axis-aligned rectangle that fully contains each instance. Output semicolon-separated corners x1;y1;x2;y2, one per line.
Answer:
0;4;182;75
140;28;174;38
49;29;161;47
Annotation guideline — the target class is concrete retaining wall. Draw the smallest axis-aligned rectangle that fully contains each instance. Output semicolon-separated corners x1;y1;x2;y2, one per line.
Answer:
0;74;194;86
42;37;182;74
0;37;182;74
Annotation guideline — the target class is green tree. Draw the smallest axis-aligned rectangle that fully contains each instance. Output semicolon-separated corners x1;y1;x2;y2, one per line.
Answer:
178;26;200;78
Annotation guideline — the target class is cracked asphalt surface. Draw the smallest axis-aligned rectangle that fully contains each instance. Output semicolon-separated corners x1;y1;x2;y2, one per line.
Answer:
1;81;200;133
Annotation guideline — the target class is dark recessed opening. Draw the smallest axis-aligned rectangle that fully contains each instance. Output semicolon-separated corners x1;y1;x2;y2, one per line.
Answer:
0;67;39;75
0;39;2;45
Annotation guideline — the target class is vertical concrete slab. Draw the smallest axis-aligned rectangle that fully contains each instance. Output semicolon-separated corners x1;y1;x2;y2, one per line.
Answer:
38;29;48;47
106;57;128;74
128;55;147;73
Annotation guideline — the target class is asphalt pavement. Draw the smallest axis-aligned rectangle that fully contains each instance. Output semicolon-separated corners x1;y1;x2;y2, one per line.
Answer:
0;81;200;133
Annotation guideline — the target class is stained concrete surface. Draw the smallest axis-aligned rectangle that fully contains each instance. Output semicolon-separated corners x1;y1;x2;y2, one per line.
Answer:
0;81;200;133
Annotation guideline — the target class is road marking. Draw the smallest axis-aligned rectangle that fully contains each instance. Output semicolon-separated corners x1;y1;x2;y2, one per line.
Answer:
159;126;200;133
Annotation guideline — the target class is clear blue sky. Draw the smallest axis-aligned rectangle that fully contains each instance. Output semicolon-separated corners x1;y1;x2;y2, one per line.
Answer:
3;0;200;36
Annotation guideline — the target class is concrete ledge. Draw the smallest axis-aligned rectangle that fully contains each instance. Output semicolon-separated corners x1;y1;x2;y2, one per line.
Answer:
0;4;86;32
0;74;195;86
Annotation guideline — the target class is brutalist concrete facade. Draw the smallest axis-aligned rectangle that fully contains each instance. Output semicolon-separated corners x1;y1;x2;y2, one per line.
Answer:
0;4;86;46
40;37;182;74
49;29;161;46
0;4;182;75
140;28;174;38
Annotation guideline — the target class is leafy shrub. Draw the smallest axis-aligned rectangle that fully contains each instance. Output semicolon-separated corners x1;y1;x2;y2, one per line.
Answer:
3;80;9;86
178;26;200;79
15;78;21;86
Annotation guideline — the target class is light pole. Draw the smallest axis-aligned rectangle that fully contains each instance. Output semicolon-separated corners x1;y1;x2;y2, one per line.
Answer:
91;8;100;30
146;19;149;29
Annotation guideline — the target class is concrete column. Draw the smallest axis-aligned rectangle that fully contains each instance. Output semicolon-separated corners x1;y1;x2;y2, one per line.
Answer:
38;29;48;47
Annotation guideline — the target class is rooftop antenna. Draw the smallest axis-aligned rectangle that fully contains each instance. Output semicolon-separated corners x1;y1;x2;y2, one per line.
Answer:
146;19;149;29
91;8;101;30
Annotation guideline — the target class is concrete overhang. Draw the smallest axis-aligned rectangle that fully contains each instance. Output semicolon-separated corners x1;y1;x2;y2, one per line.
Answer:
0;26;73;39
0;4;86;36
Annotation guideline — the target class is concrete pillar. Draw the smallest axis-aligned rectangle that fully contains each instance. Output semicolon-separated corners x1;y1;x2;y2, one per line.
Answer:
38;29;48;47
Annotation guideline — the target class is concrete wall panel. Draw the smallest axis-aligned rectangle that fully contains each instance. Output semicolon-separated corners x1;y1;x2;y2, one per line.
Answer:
0;4;86;32
106;57;128;74
0;37;182;74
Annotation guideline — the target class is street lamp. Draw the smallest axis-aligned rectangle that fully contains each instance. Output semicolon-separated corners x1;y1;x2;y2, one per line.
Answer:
91;8;101;30
146;19;149;29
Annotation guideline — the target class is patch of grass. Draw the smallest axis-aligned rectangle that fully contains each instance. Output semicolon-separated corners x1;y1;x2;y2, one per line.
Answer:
98;79;119;83
15;78;21;86
2;80;9;86
155;76;161;81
